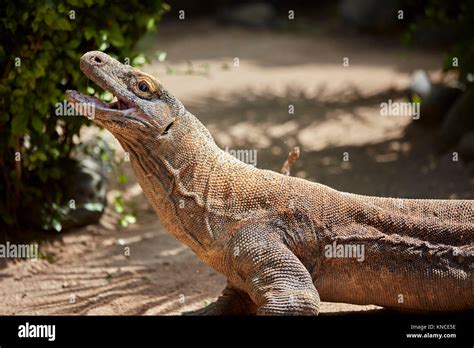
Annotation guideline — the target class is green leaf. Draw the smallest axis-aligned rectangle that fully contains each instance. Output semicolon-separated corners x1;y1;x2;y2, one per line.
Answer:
114;195;124;214
412;94;422;104
49;167;61;179
99;42;109;51
11;114;29;135
120;213;136;227
0;0;170;230
0;84;10;94
146;18;155;30
100;151;110;162
51;218;62;232
0;112;10;123
156;51;167;62
31;115;43;132
132;54;146;67
45;13;56;27
65;39;80;49
84;28;95;40
38;251;57;263
108;22;125;47
101;91;113;102
117;174;128;185
56;18;72;30
83;202;105;211
35;150;48;161
123;214;136;224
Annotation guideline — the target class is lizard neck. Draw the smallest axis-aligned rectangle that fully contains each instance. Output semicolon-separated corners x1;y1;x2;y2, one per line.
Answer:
119;112;224;255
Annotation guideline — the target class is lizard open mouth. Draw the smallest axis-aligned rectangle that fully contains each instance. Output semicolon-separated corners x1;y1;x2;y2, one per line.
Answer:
65;90;138;121
66;51;174;133
107;95;135;111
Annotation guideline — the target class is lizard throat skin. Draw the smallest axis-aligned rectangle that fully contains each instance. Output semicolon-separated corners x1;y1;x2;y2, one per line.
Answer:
66;51;474;315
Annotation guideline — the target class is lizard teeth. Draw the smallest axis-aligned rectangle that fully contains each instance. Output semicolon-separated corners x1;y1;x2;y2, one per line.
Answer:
108;95;128;110
117;96;134;111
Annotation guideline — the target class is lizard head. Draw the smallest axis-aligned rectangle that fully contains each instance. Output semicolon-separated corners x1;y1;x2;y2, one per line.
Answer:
66;51;183;142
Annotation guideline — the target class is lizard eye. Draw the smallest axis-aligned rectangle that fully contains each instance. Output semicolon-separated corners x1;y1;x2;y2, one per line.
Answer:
134;74;160;98
138;81;150;93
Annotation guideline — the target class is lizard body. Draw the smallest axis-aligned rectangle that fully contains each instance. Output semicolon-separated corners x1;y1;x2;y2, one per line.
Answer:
66;51;473;315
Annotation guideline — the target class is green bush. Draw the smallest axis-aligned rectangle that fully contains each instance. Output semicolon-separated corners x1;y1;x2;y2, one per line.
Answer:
404;0;474;86
0;0;168;231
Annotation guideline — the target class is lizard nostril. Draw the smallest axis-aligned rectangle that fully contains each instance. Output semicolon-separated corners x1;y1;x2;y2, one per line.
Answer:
91;56;103;65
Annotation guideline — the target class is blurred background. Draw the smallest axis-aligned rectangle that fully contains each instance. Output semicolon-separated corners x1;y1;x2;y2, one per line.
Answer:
0;0;473;314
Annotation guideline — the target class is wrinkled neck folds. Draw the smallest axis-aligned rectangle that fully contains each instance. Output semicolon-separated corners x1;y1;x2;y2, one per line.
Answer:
121;113;223;251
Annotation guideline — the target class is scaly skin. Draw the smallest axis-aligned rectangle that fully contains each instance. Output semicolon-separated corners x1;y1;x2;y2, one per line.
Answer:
66;51;474;315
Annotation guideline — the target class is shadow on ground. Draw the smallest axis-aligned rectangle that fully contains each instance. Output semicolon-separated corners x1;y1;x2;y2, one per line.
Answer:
188;85;472;199
145;20;441;74
2;85;471;315
1;21;472;315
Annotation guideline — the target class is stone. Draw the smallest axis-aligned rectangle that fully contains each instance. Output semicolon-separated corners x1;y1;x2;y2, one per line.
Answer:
407;70;432;98
219;2;276;28
339;0;400;31
418;86;463;127
61;156;108;230
458;131;474;162
441;89;474;146
407;70;463;127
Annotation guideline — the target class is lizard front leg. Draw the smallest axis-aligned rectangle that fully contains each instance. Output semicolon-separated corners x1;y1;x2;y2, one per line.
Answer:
226;224;320;315
182;283;257;315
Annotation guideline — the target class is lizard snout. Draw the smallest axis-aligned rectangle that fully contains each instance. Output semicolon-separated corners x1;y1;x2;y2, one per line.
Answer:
81;51;109;68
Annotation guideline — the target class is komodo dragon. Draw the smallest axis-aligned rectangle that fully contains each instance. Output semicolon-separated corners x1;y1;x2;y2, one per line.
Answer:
66;51;474;315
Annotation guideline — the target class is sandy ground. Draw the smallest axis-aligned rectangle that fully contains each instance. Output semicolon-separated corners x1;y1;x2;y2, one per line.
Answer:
1;20;472;315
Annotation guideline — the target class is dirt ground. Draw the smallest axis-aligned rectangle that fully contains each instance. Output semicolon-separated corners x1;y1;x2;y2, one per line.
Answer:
1;20;472;315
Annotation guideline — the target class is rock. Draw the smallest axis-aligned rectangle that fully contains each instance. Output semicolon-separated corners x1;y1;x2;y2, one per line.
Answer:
441;89;474;146
411;25;458;47
418;86;463;127
61;156;108;230
407;70;432;98
219;2;276;28
339;0;400;31
458;132;474;161
407;70;463;127
23;155;107;231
